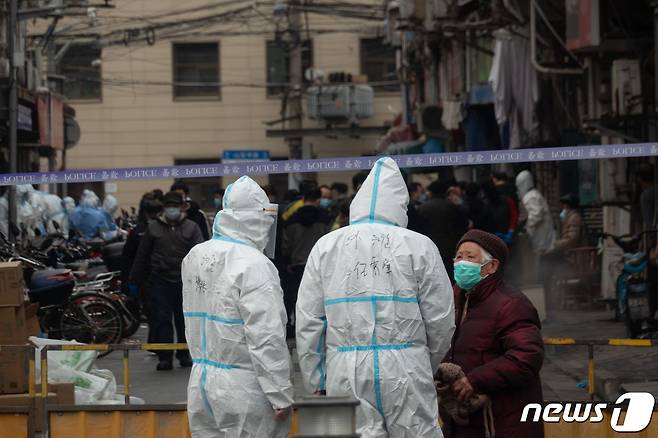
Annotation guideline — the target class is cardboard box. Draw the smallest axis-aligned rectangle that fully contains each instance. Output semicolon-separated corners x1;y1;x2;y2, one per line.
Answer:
0;262;24;307
35;383;74;405
0;306;26;344
0;349;29;394
24;303;40;338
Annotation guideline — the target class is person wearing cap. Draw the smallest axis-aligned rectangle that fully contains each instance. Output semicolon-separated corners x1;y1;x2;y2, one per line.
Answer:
296;157;455;438
130;191;203;371
442;229;544;438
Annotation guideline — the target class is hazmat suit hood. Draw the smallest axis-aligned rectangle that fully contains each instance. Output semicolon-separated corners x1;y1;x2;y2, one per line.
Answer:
103;195;119;218
515;170;534;198
212;176;274;252
80;190;100;208
349;157;409;228
62;197;75;213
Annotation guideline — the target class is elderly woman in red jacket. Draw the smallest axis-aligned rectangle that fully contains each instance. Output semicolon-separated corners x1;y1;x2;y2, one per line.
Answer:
441;229;544;438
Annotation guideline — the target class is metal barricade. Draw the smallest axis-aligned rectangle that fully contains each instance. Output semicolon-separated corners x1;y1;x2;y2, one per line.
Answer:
0;339;655;437
543;337;658;400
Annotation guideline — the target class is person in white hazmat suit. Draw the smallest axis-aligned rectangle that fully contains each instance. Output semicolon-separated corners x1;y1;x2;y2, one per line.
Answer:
515;170;555;253
181;175;294;438
296;157;456;438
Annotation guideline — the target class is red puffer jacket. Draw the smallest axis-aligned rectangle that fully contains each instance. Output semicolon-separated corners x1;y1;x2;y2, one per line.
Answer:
441;275;545;438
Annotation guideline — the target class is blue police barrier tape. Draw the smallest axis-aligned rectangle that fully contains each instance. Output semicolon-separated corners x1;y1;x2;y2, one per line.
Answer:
0;142;654;186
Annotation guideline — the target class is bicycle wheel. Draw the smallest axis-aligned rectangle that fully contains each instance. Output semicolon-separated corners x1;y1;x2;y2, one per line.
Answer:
60;294;123;356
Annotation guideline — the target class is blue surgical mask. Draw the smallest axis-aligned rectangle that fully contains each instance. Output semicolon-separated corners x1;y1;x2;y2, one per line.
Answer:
320;198;332;209
453;260;489;290
559;209;568;222
419;193;428;204
164;207;181;221
213;198;222;209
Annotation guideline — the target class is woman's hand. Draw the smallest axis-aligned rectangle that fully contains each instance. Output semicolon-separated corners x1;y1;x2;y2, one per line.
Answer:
452;376;475;404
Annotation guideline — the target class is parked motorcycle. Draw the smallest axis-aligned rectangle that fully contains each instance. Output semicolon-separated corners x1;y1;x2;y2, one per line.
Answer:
604;232;657;338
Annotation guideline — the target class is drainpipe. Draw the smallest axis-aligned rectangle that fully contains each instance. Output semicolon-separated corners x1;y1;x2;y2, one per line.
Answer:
530;0;584;75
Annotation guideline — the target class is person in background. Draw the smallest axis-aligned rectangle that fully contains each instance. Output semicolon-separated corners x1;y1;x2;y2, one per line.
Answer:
446;182;465;207
319;185;333;210
408;182;427;206
282;180;317;222
171;182;210;241
407;182;425;233
550;193;587;254
481;180;511;238
296;158;454;438
462;182;490;232
152;189;164;201
443;230;544;438
69;190;118;241
121;192;163;343
130;191;203;371
515;170;555;254
352;171;369;193
330;182;349;201
330;198;350;231
212;189;224;213
491;172;519;244
418;180;469;282
281;188;330;337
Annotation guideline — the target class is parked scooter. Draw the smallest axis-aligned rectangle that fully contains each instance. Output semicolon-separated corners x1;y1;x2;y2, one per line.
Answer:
604;232;658;338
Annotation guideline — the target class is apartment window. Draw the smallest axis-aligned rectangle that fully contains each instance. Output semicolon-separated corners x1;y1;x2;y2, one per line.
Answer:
60;44;102;100
266;40;313;96
360;38;398;92
172;42;220;99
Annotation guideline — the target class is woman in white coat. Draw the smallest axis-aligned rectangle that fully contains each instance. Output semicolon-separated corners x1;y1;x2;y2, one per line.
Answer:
182;176;294;438
296;157;455;438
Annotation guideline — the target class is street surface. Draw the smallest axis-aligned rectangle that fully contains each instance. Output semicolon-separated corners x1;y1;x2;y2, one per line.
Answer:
95;310;658;405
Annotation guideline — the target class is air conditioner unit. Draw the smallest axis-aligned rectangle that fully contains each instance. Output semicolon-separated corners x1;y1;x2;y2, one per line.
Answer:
611;59;641;116
306;85;374;124
399;0;427;21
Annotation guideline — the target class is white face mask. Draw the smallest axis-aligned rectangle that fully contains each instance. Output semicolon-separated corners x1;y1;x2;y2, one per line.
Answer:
164;207;181;221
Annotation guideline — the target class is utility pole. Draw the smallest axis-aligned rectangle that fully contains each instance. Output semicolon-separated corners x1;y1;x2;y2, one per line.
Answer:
7;0;17;242
287;0;303;189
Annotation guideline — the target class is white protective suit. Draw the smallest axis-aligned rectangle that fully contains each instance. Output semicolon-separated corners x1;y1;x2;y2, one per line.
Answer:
296;157;455;438
515;170;555;253
182;175;294;438
102;194;119;219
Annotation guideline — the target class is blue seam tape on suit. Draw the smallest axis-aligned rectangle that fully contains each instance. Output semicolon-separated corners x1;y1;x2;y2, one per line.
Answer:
194;358;239;369
317;316;327;392
336;343;413;352
200;314;216;419
351;218;398;227
184;311;244;325
325;295;418;306
368;158;386;221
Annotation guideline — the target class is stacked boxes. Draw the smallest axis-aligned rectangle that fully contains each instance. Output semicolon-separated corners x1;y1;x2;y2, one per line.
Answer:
0;262;38;394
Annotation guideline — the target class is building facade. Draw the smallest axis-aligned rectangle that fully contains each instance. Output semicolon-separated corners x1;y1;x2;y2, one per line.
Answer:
52;0;400;208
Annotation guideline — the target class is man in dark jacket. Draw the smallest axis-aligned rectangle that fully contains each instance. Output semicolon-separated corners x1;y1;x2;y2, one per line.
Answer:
130;191;203;370
442;229;544;438
171;181;210;241
418;180;469;282
282;188;329;336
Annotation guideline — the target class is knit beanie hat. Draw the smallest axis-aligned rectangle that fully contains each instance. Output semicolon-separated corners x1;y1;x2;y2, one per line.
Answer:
457;229;508;267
